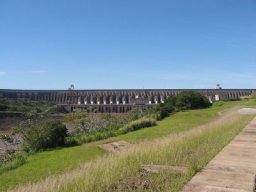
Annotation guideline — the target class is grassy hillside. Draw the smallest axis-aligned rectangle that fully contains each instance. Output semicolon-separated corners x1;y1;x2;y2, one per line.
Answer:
0;99;255;191
9;105;255;191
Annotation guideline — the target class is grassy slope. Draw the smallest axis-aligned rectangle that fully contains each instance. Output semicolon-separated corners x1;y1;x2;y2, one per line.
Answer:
0;99;254;191
0;143;104;191
118;100;252;142
11;104;255;192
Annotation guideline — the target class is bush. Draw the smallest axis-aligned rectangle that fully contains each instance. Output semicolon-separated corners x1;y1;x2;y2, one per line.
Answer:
174;91;211;110
150;91;211;120
65;136;80;147
151;97;175;120
125;108;145;121
22;120;68;152
119;118;156;134
158;104;175;120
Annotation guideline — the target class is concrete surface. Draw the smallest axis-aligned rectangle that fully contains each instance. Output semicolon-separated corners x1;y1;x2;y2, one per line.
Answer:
181;117;256;192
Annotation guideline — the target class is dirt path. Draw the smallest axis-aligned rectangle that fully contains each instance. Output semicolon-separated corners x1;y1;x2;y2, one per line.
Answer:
181;116;256;192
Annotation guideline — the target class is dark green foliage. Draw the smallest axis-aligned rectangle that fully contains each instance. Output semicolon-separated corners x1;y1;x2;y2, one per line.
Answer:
64;136;80;147
154;97;175;120
174;91;211;110
23;120;68;152
153;91;211;119
158;105;175;120
158;107;170;119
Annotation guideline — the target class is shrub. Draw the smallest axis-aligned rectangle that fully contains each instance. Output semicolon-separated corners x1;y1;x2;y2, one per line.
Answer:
158;105;175;120
150;91;211;119
65;136;80;147
119;118;156;134
22;120;68;152
125;108;145;121
151;97;175;120
174;91;211;110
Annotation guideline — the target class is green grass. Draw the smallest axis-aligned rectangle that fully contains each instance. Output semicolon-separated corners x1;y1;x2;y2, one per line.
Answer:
0;99;255;191
119;109;216;142
118;100;243;142
12;109;255;192
0;143;104;192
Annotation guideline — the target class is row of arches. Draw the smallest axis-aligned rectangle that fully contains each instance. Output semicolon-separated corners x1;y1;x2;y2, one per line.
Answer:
2;90;255;105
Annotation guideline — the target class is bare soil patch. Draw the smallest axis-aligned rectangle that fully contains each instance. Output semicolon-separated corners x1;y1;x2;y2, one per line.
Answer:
100;140;132;155
238;108;256;115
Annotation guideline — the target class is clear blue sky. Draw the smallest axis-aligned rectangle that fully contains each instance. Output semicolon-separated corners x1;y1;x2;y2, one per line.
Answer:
0;0;255;90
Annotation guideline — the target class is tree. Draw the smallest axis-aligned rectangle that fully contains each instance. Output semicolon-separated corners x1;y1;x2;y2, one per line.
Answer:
23;120;68;151
174;91;211;110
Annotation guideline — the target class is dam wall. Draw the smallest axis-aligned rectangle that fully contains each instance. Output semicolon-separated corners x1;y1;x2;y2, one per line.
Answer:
1;89;255;112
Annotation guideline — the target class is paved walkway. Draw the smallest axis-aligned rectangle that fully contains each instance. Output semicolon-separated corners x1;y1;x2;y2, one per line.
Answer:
181;117;256;192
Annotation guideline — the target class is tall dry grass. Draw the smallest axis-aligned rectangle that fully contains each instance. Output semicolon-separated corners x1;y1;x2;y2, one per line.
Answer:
10;108;255;192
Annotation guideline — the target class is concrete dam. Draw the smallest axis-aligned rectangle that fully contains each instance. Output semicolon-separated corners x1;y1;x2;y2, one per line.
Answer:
1;89;255;113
